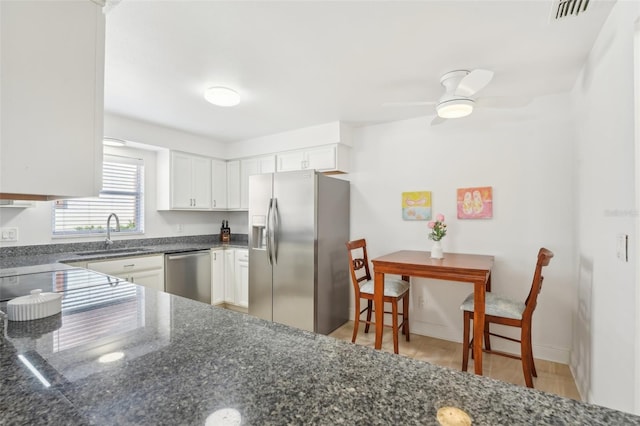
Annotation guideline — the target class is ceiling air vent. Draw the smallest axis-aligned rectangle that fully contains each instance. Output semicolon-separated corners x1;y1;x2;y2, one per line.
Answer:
554;0;590;19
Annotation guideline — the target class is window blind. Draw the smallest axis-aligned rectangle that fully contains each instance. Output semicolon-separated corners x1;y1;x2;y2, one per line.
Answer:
53;154;144;236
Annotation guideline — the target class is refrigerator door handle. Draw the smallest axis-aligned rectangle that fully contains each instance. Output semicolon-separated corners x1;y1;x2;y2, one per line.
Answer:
273;198;279;263
266;198;274;265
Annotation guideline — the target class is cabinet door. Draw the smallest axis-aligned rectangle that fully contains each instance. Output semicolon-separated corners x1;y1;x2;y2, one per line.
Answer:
211;159;227;209
0;0;105;198
87;255;164;290
171;153;194;208
305;146;336;171
191;156;212;209
226;160;241;209
211;249;225;305
240;158;258;210
234;249;249;308
276;151;305;172
258;155;276;174
129;269;164;292
224;250;236;304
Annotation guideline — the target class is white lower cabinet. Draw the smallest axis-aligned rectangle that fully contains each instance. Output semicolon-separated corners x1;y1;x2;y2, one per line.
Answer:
234;249;249;308
210;248;248;308
223;250;236;305
211;248;225;305
86;254;165;292
127;269;165;291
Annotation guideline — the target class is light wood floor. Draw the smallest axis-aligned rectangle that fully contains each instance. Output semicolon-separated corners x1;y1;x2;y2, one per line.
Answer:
329;321;581;401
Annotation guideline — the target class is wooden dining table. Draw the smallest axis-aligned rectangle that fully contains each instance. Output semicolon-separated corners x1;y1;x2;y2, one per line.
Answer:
371;250;494;375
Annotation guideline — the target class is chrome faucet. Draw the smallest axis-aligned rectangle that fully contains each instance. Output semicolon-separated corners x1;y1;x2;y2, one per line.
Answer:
105;213;121;247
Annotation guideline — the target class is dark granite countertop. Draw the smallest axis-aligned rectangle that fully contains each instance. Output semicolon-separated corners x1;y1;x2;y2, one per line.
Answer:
0;235;248;271
2;284;640;425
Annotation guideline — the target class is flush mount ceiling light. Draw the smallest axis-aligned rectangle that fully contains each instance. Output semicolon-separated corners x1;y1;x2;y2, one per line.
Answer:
436;98;475;119
204;86;241;107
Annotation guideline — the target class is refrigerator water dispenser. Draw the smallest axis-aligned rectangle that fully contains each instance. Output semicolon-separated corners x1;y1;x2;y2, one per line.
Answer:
251;215;267;249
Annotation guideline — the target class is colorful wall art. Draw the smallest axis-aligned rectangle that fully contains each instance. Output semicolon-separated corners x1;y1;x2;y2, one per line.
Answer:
402;191;432;220
457;186;493;219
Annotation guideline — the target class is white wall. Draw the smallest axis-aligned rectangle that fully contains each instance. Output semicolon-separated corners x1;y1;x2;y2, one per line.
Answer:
104;113;228;158
570;1;640;414
348;93;576;364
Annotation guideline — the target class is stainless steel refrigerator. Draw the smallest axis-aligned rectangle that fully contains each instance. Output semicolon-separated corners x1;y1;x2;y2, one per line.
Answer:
248;170;350;334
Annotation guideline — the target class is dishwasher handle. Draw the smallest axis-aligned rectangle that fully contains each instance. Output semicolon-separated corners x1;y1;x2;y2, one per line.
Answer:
165;251;210;261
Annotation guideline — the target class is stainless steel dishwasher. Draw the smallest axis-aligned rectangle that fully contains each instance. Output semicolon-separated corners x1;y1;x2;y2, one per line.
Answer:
164;250;211;304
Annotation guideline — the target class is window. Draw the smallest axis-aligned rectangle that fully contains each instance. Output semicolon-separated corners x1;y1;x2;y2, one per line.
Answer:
53;154;144;236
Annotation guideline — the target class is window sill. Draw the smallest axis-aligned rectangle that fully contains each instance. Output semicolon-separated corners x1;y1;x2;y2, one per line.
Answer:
51;231;145;240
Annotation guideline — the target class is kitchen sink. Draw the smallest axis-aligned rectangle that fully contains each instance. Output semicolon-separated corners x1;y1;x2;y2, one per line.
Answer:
74;247;154;256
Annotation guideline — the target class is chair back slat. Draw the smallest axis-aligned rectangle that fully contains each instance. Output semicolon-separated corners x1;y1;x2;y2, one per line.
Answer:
522;248;554;319
346;239;372;296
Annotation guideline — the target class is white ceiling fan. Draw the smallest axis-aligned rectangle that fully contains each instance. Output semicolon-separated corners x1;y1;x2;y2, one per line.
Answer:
385;69;523;126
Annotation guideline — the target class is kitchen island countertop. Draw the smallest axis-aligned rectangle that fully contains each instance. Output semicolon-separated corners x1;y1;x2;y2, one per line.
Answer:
2;285;640;425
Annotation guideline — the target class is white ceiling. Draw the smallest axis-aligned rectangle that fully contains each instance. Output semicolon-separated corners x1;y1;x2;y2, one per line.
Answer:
104;0;615;143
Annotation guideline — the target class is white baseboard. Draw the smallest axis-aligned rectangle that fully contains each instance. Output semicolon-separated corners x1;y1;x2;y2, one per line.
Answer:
349;307;572;365
410;319;570;364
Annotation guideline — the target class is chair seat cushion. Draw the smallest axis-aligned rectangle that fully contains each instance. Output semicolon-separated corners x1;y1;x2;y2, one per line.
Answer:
360;278;409;298
460;292;525;320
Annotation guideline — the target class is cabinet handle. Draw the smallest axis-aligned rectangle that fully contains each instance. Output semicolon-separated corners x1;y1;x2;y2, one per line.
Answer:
213;200;216;208
213;252;217;260
123;264;135;268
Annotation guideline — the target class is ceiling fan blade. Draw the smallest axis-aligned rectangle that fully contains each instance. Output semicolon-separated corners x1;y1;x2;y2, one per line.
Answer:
430;115;446;126
382;101;437;107
454;69;494;97
475;96;532;108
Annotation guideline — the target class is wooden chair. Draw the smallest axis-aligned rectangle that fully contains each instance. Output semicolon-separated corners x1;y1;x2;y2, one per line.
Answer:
460;247;554;388
346;239;410;354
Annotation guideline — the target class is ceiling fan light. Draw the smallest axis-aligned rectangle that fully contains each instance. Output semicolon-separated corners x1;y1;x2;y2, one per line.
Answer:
204;86;240;107
436;99;474;119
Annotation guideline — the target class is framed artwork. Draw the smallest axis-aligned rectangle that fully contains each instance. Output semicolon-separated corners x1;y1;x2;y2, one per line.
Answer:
457;186;493;219
402;191;432;220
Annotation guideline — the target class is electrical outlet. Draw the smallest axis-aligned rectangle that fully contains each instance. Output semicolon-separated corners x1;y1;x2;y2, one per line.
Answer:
0;227;18;242
417;296;426;309
176;224;184;233
617;234;628;262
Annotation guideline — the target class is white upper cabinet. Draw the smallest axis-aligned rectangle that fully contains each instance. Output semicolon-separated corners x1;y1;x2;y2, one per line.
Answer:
240;155;275;209
226;160;241;209
276;144;349;174
190;156;212;208
276;151;305;173
211;159;227;210
0;0;105;199
157;151;212;210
